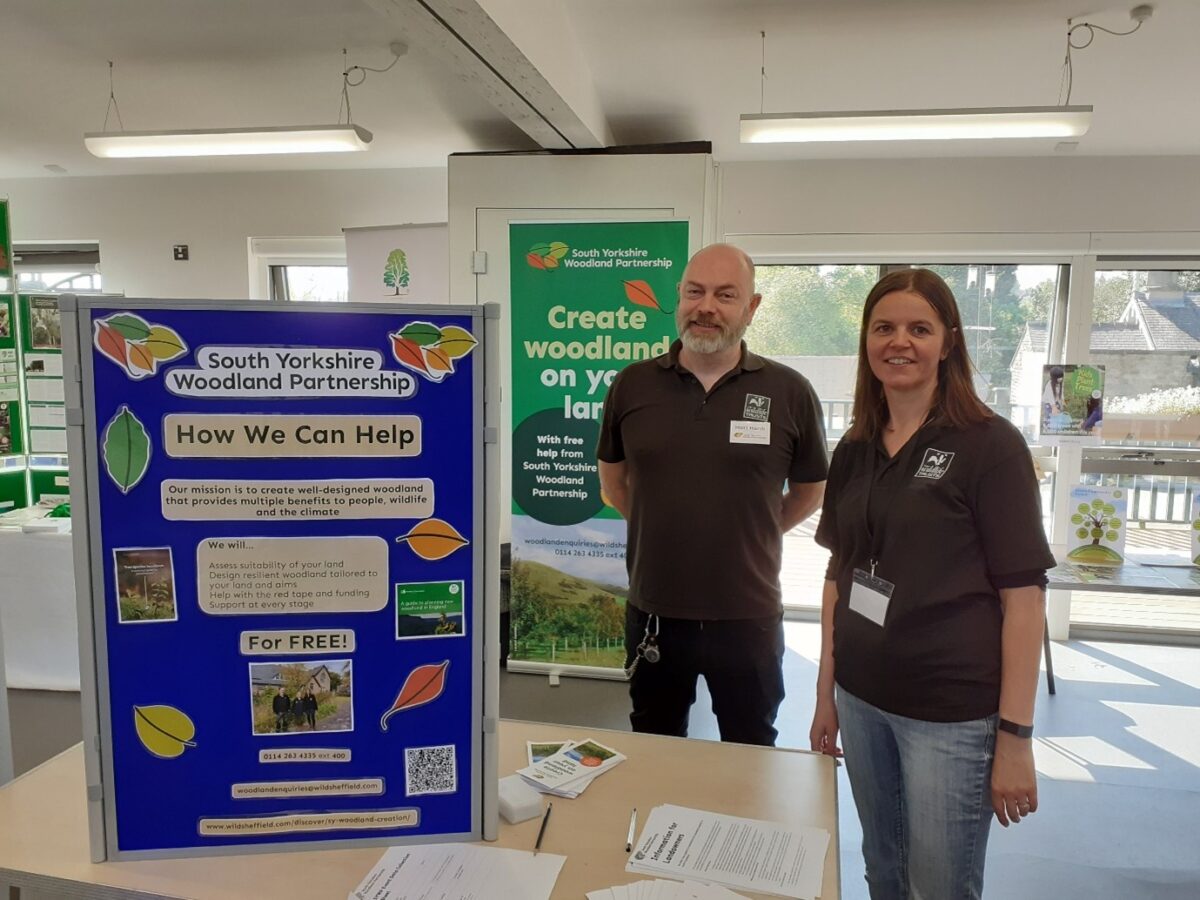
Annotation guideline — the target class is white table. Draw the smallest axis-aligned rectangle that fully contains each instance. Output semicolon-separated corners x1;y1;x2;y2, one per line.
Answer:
0;529;80;691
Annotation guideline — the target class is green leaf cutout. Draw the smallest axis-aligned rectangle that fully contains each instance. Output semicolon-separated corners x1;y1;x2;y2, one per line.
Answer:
105;314;153;342
103;406;151;494
399;322;441;346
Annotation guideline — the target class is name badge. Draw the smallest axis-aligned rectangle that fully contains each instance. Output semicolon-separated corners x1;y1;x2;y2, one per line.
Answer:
849;568;894;627
730;420;770;445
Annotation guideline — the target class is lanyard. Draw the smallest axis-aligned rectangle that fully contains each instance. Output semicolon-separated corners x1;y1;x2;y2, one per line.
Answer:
861;424;929;575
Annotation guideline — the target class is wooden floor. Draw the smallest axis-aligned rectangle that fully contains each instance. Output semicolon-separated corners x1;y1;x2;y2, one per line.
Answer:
781;518;1200;634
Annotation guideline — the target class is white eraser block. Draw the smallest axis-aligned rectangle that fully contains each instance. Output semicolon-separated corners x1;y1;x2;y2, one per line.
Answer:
498;774;544;824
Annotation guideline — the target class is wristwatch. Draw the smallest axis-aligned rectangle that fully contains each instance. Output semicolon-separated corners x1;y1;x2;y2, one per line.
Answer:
999;718;1034;739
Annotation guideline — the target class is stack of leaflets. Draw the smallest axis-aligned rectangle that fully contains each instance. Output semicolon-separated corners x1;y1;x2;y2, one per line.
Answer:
516;737;625;799
587;880;749;900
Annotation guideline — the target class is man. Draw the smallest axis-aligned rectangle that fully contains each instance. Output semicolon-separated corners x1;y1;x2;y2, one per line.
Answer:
597;243;827;746
272;686;291;733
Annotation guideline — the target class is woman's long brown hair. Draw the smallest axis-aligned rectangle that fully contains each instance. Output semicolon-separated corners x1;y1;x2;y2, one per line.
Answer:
845;268;992;442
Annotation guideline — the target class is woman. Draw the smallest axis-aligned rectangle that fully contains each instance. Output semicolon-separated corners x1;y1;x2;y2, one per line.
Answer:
810;269;1054;899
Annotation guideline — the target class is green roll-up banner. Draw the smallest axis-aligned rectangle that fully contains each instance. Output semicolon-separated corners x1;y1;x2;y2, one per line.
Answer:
508;220;688;673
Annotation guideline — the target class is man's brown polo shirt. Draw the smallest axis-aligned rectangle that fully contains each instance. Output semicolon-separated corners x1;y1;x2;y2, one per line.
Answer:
597;341;827;619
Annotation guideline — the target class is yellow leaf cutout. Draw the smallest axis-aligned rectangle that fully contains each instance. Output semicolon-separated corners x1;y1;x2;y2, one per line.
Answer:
134;705;197;759
436;326;477;359
396;519;469;561
144;326;188;361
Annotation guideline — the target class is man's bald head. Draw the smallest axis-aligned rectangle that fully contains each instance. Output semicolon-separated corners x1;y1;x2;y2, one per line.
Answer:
683;243;756;296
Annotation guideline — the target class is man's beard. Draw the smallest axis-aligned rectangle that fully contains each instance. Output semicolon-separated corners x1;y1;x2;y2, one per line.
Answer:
677;311;750;355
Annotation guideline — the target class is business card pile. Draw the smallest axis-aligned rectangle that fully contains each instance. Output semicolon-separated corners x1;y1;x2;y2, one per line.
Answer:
516;737;625;799
587;880;749;900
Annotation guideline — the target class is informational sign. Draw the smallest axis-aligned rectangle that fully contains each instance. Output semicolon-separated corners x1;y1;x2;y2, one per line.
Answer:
0;198;11;279
508;221;688;674
62;297;498;859
1066;485;1127;566
18;294;66;455
345;223;448;304
1039;364;1104;445
0;294;22;458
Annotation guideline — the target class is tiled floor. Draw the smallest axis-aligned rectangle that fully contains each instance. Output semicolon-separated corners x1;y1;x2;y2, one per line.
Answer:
5;623;1199;899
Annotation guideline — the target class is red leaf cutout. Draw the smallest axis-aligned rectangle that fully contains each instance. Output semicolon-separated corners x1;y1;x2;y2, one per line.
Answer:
623;280;663;311
380;660;450;731
96;322;130;370
390;334;429;373
526;253;546;270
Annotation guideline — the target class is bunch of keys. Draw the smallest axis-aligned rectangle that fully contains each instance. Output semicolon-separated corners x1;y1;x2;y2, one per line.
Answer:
624;614;661;678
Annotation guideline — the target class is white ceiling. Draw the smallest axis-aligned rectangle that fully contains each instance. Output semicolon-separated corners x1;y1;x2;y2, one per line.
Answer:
1;0;1196;178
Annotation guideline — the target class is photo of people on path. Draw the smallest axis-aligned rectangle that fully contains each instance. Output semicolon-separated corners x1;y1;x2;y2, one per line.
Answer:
249;659;353;735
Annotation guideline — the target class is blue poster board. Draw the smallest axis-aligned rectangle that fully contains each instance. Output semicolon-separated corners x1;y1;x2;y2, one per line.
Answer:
62;298;499;860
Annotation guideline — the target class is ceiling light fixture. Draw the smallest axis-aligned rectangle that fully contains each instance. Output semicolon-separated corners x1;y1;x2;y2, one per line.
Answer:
83;45;407;160
741;8;1152;145
740;106;1093;143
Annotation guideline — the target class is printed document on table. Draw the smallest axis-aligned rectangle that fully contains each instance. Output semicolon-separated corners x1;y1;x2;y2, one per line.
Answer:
626;804;829;900
349;843;565;900
516;737;625;791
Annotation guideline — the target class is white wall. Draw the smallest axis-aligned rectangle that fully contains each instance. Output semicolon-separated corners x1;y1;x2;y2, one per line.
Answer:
720;156;1200;241
0;168;447;299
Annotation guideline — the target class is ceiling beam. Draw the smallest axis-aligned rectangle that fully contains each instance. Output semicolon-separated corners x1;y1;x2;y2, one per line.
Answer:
363;0;611;150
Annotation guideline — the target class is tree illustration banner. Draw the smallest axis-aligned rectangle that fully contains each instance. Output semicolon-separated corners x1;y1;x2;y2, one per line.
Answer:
509;220;688;672
64;298;494;859
1067;485;1126;566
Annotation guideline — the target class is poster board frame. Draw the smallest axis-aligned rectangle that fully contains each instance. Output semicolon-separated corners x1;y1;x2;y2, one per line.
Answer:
61;294;500;861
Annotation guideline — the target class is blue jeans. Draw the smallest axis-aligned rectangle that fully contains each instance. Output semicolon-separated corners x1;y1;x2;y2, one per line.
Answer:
837;687;997;900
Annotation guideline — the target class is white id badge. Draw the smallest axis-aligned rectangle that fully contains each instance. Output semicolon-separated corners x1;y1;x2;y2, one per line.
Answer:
730;420;770;444
849;568;895;627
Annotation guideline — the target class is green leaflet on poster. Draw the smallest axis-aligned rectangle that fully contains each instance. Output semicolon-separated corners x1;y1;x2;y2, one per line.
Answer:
103;405;151;493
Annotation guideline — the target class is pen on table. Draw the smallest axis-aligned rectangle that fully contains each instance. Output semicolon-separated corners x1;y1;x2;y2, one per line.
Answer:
533;802;552;855
625;807;637;852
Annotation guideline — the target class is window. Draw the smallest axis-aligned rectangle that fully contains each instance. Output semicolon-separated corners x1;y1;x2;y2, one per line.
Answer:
268;265;349;303
12;243;102;292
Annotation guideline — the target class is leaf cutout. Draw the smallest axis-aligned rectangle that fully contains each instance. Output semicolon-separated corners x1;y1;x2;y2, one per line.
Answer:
105;313;153;342
623;280;665;312
547;241;569;260
424;345;454;374
95;321;130;372
526;253;546;270
390;334;429;374
399;322;441;347
144;326;188;361
528;243;552;257
379;660;450;731
133;704;197;759
542;256;559;269
396;518;469;561
435;326;478;359
128;342;157;376
103;406;151;494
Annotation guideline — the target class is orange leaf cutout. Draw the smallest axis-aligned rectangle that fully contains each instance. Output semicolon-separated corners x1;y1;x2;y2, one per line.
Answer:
396;518;469;561
623;280;663;311
128;342;157;375
542;256;559;269
390;334;429;374
526;253;546;270
424;345;454;374
96;322;129;371
379;660;450;731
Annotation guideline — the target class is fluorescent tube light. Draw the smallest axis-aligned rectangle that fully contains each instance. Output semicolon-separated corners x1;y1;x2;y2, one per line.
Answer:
84;124;372;158
739;106;1092;143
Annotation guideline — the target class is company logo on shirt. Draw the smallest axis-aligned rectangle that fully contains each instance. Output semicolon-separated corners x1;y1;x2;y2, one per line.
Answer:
915;448;955;479
743;393;771;421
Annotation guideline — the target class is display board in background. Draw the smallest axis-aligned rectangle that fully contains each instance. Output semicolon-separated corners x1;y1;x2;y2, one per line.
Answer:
62;296;499;860
0;198;11;279
0;294;22;459
507;220;688;676
345;223;448;303
18;294;67;455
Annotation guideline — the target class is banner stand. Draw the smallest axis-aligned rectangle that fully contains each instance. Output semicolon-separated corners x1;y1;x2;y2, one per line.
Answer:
61;294;499;861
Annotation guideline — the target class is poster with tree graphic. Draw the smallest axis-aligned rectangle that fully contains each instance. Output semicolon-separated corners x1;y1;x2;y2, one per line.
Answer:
508;220;688;674
1067;485;1127;566
63;297;497;859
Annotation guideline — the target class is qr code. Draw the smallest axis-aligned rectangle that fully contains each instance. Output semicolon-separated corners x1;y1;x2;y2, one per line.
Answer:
405;744;457;796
